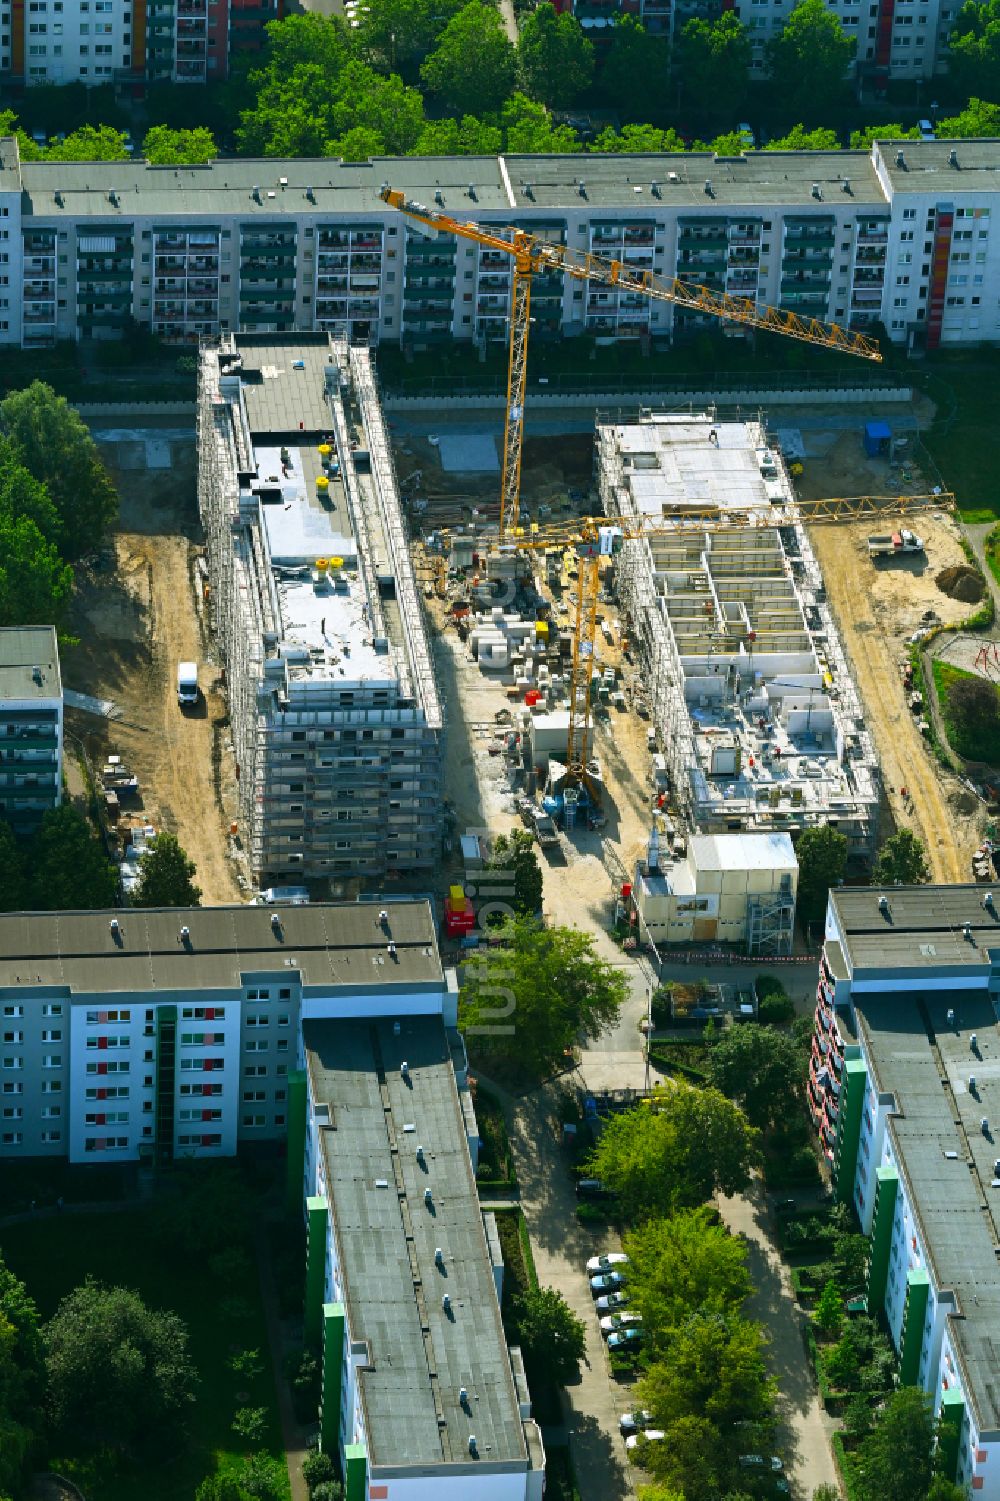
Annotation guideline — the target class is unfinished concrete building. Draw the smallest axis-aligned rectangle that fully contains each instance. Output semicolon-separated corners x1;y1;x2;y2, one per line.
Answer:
198;332;444;885
601;411;879;866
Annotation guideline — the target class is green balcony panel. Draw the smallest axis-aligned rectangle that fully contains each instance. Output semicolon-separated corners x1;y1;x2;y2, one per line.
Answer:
938;1390;965;1481
305;1195;328;1348
320;1302;345;1454
899;1269;930;1387
866;1166;898;1317
286;1069;307;1216
344;1444;366;1501
834;1062;864;1200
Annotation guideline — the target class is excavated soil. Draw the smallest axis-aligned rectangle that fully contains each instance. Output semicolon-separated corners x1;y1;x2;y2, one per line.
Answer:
936;564;986;604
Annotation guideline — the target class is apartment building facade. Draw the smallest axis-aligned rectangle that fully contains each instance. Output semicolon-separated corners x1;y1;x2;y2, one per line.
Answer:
811;885;1000;1499
0;0;277;88
0;137;998;349
0;899;456;1164
0;626;63;833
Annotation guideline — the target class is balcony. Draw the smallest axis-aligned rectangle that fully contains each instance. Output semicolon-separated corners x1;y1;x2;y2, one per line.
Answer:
783;230;835;249
240;238;296;256
406;238;456;257
679;230;727;249
319;232;350;251
239;286;294;303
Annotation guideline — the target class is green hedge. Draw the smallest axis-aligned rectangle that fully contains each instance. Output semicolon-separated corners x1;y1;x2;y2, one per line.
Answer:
832;1432;862;1501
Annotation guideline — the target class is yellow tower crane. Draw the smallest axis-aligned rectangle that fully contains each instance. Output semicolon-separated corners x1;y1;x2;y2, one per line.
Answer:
479;497;951;788
380;186;882;540
377;188;947;794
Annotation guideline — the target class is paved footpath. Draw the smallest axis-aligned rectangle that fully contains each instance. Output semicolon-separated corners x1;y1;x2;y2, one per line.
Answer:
717;1180;841;1500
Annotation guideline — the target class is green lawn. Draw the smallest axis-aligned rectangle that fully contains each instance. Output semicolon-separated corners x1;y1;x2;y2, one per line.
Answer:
1;1209;290;1501
919;355;1000;520
985;524;1000;593
932;658;1000;766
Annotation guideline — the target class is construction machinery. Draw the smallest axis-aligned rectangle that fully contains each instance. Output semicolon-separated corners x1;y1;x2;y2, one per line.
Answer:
380;186;881;541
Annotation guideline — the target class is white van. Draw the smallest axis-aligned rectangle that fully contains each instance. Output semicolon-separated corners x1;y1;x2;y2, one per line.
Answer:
177;661;199;706
260;886;310;906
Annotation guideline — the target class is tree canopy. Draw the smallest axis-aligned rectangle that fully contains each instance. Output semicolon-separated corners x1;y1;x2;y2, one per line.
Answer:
767;0;854;116
0;510;73;629
0;382;118;560
873;829;931;886
586;1085;760;1221
142;126;218;164
484;829;543;918
0;1253;45;1500
677;13;751;116
937;97;1000;138
598;17;670;122
420;0;516;116
592;123;685;154
849;123;921;149
517;3;595;110
947;0;1000;99
707;1023;805;1131
134;833;202;909
638;1310;775;1430
948;671;1000;739
46;125;131;161
765;124;841;150
413;116;504;156
622;1209;752;1352
46;1278;198;1450
357;0;465;79
28;803;119;912
855;1386;935;1501
459;918;627;1076
509;1285;587;1386
795;824;848;926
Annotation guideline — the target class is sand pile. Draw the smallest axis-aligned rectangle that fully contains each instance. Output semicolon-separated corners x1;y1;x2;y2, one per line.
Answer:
936;565;985;604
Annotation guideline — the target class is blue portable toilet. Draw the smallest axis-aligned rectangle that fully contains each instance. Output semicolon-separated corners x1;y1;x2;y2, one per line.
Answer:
864;419;892;457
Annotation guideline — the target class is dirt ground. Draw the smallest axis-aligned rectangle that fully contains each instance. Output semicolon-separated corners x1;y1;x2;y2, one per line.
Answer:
799;431;985;883
64;437;242;906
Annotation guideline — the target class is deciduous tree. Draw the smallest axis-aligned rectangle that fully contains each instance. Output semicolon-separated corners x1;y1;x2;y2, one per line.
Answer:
484;829;543;917
678;13;751;115
586;1085;760;1220
948;672;1000;738
421;0;516;116
510;1286;587;1385
707;1024;804;1131
0;382;118;559
765;124;840;150
46;125;130;161
873;829;931;886
501;94;582;153
947;0;1000;100
856;1386;935;1501
517;3;594;110
414;116;504;155
623;1208;752;1351
28;803;118;912
46;1279;197;1450
849;124;921;149
0;821;26;912
134;833;202;909
937;97;1000;138
358;0;465;78
0;512;73;628
795;823;848;925
0;1253;45;1500
638;1311;775;1429
767;0;854;117
591;124;686;153
598;17;670;122
143;126;218;164
814;1278;843;1338
460;918;627;1077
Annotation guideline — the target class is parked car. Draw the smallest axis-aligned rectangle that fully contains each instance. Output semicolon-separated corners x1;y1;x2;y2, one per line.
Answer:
586;1252;629;1275
596;1290;628;1312
590;1271;626;1296
739;1455;784;1472
619;1410;653;1438
607;1326;643;1351
575;1178;614;1201
625;1430;665;1455
600;1312;642;1338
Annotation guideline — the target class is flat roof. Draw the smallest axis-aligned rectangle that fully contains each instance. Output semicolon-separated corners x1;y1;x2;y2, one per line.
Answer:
603;415;791;521
304;1015;527;1472
832;885;1000;974
238;337;338;438
856;990;1000;1432
0;900;443;995
0;627;61;702
876;138;1000;195
11;139;1000;218
691;832;798;872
